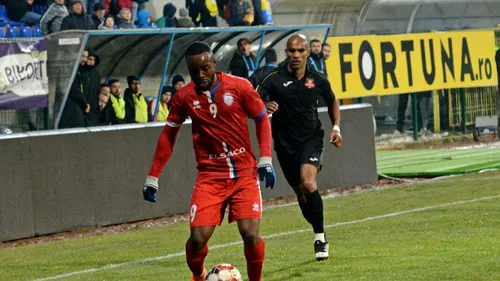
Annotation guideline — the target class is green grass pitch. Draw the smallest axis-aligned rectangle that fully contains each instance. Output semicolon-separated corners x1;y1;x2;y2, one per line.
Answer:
1;171;500;281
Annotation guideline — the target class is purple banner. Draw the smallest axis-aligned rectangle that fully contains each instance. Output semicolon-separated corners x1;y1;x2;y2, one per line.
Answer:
0;40;48;110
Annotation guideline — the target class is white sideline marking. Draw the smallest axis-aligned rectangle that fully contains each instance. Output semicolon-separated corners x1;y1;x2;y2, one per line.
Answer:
32;195;500;281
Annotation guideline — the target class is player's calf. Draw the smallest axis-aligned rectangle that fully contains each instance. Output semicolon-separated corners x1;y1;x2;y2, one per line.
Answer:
238;219;265;281
186;227;214;279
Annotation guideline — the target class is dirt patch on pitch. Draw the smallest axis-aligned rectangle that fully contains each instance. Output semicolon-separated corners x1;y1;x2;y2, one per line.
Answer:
0;178;418;249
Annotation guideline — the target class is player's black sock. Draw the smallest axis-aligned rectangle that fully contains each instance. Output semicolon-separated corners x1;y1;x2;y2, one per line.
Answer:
298;197;314;225
304;190;325;234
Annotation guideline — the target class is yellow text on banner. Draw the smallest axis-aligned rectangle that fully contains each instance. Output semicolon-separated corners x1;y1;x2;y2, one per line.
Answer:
326;30;498;99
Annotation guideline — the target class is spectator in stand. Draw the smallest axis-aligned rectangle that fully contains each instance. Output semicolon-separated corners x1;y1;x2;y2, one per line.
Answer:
155;3;177;28
88;84;112;126
117;8;136;29
249;48;277;89
230;38;256;78
40;0;69;35
172;74;185;92
124;76;148;123
229;0;253;26
91;3;106;28
6;0;42;26
60;0;95;31
137;9;154;28
108;79;126;124
186;0;217;27
308;39;327;75
104;0;132;16
59;51;90;128
98;14;115;29
83;51;101;123
322;42;331;61
176;8;195;28
155;86;174;121
251;0;265;26
131;0;148;25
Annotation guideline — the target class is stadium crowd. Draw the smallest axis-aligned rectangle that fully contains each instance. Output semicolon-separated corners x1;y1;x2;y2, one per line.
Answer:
58;37;333;129
0;0;271;37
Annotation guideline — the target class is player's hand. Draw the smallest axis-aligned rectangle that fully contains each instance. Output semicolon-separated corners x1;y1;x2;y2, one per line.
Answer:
143;175;159;203
257;157;276;189
266;102;279;115
330;127;342;148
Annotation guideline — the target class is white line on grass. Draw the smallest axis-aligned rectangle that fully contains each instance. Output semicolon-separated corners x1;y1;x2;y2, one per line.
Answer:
31;194;500;281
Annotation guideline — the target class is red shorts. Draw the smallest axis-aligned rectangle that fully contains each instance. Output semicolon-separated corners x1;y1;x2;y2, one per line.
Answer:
189;175;262;227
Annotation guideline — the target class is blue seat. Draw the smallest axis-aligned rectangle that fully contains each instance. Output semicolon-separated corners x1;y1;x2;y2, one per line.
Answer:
0;6;6;20
6;26;19;38
0;27;5;38
20;26;31;37
32;5;47;16
32;25;41;37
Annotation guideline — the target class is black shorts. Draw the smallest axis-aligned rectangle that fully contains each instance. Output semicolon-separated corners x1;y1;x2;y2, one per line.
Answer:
275;137;324;187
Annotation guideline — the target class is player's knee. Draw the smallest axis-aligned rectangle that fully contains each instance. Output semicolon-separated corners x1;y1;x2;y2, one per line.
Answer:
239;227;260;246
301;178;317;193
188;232;209;251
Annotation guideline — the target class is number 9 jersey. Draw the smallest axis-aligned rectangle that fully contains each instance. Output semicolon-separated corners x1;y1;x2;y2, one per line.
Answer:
166;72;267;179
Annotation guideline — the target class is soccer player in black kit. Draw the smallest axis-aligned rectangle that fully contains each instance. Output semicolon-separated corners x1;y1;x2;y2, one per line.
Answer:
257;34;342;260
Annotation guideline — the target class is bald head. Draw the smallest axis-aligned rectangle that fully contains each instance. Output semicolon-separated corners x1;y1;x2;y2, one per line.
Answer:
286;34;310;71
287;34;309;50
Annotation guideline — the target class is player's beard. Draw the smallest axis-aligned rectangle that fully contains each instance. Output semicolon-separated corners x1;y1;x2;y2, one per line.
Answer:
199;73;216;91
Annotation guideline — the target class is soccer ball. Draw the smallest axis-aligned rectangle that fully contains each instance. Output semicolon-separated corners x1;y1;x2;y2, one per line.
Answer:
206;264;243;281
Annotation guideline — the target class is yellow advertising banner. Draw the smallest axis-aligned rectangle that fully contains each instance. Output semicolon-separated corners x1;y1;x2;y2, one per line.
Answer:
326;30;498;99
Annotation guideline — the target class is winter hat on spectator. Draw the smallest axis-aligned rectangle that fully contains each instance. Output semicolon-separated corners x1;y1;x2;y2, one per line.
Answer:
172;75;185;86
93;2;105;12
127;75;140;86
71;0;84;6
162;86;175;94
264;48;277;64
179;8;189;18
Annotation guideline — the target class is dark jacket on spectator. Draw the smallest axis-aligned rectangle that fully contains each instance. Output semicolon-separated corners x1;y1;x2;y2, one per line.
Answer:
59;65;88;128
40;2;69;35
91;13;102;29
81;52;101;123
186;0;216;27
155;3;177;28
230;52;256;78
6;0;32;21
88;102;112;126
229;0;250;26
60;11;96;30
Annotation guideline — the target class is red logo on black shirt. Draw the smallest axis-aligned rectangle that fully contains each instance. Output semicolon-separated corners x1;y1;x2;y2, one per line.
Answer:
305;78;315;89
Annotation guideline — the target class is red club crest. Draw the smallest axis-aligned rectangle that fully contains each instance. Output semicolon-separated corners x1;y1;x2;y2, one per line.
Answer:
305;78;315;89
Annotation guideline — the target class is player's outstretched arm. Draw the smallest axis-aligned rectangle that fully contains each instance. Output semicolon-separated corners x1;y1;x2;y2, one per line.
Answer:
242;78;276;189
254;113;276;189
328;98;342;148
143;124;181;202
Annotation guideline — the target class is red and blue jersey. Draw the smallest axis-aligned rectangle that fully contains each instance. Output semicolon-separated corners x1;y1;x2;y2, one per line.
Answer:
166;72;267;179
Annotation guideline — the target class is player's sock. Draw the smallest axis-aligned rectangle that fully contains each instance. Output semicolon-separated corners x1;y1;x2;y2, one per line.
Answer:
305;190;325;235
185;240;208;277
244;237;265;281
298;197;314;225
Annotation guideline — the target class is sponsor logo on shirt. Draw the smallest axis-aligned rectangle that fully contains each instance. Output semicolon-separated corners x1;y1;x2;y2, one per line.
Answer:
223;93;234;106
305;78;315;89
209;147;246;160
193;100;201;109
283;81;293;87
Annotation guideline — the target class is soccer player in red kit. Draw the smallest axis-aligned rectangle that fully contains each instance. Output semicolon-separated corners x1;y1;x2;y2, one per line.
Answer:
142;41;276;281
